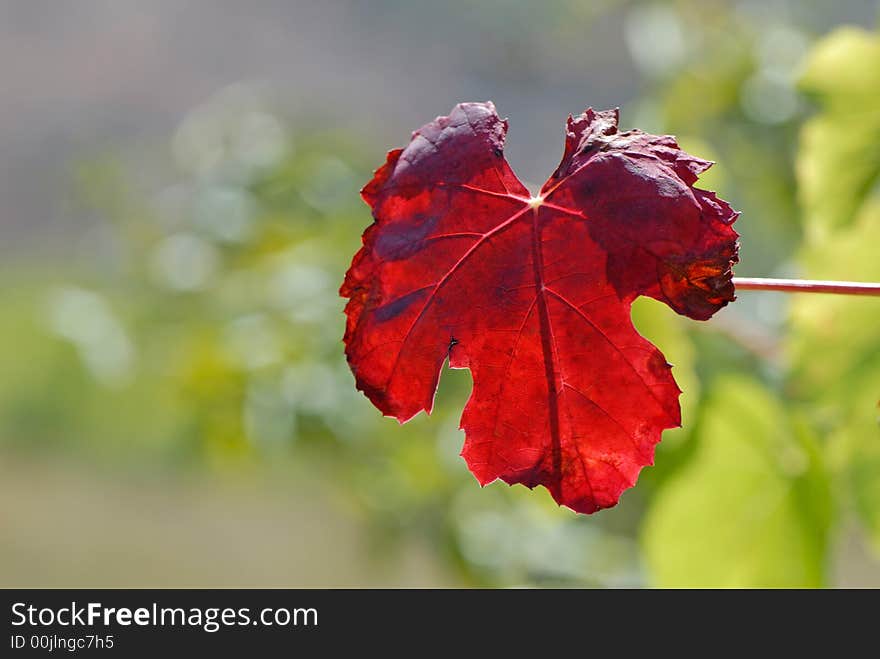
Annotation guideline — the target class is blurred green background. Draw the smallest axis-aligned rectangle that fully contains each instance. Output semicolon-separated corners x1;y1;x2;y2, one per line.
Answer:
2;0;879;587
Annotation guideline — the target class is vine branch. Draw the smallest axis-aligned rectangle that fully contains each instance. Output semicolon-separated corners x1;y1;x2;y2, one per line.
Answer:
733;277;880;297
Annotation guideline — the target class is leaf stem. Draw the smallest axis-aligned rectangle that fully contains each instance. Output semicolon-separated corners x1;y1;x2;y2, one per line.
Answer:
733;277;880;296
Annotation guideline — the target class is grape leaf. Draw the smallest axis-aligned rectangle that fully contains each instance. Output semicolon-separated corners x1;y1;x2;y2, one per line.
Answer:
341;102;738;513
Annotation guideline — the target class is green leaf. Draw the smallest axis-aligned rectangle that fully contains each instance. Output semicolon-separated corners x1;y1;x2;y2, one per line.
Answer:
789;200;880;551
642;376;831;587
797;28;880;237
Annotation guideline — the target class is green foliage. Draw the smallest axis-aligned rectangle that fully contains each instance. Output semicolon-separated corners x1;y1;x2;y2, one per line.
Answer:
798;28;880;237
643;377;831;587
791;54;880;549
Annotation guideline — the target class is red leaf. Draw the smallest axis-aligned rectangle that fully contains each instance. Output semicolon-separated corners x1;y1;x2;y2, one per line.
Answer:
341;102;739;513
